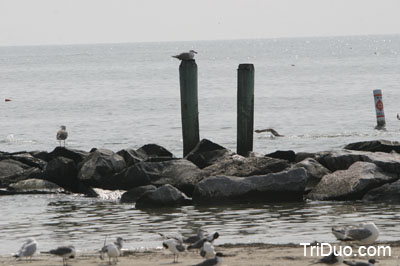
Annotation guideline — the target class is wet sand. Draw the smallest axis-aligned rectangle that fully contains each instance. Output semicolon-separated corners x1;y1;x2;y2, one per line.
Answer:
1;243;399;266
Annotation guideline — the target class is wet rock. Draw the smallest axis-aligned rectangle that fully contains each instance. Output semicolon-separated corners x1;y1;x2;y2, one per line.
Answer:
200;155;289;178
0;159;40;187
135;184;191;209
295;152;317;163
291;158;331;191
192;168;308;205
120;185;157;203
117;149;144;167
106;159;201;196
44;156;97;196
363;179;400;202
77;149;126;187
184;139;234;169
48;147;90;165
7;179;66;194
265;150;296;163
345;140;400;153
136;144;173;159
307;162;398;201
4;152;47;169
317;150;400;173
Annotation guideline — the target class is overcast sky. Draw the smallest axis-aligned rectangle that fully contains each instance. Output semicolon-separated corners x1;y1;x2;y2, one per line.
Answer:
1;0;399;46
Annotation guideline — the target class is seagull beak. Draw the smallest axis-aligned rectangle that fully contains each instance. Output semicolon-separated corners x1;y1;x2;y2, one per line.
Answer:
193;51;198;54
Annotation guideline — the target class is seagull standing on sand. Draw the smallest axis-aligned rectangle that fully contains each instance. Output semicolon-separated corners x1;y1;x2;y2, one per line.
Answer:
193;252;224;266
14;238;38;262
200;241;216;259
172;50;198;60
100;237;124;264
163;238;186;263
309;252;344;265
332;222;379;245
44;246;75;266
344;259;376;266
56;125;68;147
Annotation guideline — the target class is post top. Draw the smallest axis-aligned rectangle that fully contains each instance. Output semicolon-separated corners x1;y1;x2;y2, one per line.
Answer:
179;59;197;68
238;64;255;70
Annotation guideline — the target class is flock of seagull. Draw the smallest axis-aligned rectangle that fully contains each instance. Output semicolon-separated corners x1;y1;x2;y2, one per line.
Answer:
12;229;223;266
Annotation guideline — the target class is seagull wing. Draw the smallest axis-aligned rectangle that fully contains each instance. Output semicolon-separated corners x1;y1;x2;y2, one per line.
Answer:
346;228;373;241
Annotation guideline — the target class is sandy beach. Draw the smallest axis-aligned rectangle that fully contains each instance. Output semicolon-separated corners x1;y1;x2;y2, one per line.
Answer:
1;242;399;266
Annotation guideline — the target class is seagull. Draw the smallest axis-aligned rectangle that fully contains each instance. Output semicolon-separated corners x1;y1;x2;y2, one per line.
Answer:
100;237;124;264
184;228;205;244
56;125;68;147
332;222;379;245
163;238;186;263
44;246;75;266
188;232;219;251
200;241;216;259
172;50;198;60
254;128;284;137
344;259;376;266
14;238;38;262
309;252;344;265
193;252;224;266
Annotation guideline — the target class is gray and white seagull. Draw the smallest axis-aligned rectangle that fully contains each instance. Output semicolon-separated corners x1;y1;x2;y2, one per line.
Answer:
14;238;38;262
56;125;68;147
172;50;198;60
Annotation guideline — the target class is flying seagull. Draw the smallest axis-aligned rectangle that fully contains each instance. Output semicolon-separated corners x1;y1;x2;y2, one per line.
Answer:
343;259;376;266
14;238;38;262
255;128;284;137
172;50;198;60
100;237;124;264
332;222;379;245
188;232;219;251
56;125;68;147
183;228;205;244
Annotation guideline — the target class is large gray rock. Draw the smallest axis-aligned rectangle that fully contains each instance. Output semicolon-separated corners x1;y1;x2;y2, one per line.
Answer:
184;139;234;169
48;147;90;165
117;149;144;167
265;150;296;163
135;184;191;209
317;149;400;173
1;152;47;169
136;144;173;159
0;159;41;187
200;155;289;178
106;159;201;195
120;185;157;203
307;162;398;201
363;179;400;202
192;168;308;205
7;179;66;194
78;149;126;187
345;140;400;153
291;158;331;191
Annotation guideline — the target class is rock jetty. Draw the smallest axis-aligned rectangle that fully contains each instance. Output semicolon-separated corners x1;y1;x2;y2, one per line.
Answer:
1;139;400;206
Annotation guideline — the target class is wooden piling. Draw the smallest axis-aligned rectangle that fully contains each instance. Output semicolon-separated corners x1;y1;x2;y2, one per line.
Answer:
237;64;255;156
179;59;200;156
373;89;385;128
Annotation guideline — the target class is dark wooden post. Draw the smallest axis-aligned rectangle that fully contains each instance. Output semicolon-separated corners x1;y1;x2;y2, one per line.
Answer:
237;64;255;156
179;59;200;156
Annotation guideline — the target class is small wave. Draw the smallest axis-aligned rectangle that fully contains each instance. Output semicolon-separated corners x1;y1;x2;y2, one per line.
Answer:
92;188;125;201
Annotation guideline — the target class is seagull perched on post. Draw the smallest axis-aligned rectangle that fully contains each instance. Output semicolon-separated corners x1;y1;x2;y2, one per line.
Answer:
172;50;197;60
13;238;38;262
332;222;379;245
56;125;68;147
100;237;124;264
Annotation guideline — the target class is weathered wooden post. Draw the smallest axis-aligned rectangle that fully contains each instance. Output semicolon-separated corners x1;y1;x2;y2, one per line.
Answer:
237;64;255;156
179;59;200;156
373;89;385;128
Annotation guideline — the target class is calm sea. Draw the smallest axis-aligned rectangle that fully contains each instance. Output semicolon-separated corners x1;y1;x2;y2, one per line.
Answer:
1;35;400;255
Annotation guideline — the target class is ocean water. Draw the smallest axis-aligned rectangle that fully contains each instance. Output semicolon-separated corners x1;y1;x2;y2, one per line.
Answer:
1;35;400;255
1;35;400;156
